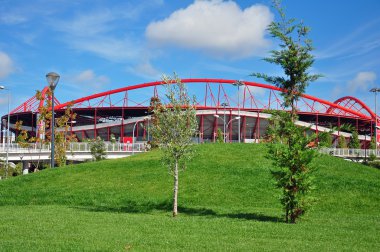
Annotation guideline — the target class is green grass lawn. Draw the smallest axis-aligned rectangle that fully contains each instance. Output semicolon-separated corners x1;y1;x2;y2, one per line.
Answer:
0;144;379;251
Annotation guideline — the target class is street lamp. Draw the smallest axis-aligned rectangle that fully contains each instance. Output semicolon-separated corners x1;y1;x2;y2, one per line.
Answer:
132;116;148;155
224;116;240;142
233;81;244;143
46;72;60;168
0;86;10;178
370;87;380;155
220;102;228;142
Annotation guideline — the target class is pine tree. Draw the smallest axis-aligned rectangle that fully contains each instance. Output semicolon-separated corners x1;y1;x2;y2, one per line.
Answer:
252;0;321;223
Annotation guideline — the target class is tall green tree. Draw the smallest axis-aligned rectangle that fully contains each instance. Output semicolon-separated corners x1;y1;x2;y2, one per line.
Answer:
252;0;321;223
151;74;198;217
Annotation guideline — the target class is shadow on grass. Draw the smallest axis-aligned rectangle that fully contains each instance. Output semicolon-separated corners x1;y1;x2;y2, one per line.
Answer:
73;200;282;223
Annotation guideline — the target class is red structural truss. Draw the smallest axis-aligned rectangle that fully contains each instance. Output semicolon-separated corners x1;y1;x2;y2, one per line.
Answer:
4;78;378;145
10;78;377;121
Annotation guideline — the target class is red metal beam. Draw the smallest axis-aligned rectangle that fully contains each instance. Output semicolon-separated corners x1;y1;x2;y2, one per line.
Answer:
11;79;375;122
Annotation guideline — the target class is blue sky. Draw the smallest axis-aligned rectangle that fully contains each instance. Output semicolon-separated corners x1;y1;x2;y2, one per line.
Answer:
1;0;380;116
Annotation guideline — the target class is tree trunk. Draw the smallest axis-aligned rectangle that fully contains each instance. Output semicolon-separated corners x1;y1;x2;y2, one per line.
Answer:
173;160;179;217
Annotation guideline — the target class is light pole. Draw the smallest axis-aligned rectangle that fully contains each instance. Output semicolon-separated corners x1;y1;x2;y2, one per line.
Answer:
0;86;10;178
225;116;240;142
370;87;380;155
220;102;228;142
46;72;60;168
132;116;148;155
233;81;244;143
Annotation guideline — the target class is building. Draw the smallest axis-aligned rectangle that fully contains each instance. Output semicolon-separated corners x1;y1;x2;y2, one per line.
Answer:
1;79;377;146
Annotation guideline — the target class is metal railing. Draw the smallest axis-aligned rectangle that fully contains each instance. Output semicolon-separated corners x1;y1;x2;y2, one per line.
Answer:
319;148;378;158
0;142;147;153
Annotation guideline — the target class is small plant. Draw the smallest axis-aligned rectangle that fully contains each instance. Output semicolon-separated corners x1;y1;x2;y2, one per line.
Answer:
370;137;376;149
369;153;376;162
89;137;107;161
338;135;347;149
216;128;224;143
110;134;117;144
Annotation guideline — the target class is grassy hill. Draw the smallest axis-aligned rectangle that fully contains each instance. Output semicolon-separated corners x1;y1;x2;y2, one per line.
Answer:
0;144;379;251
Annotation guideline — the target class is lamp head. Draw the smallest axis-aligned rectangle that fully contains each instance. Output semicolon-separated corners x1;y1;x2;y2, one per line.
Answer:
46;72;60;91
233;80;244;87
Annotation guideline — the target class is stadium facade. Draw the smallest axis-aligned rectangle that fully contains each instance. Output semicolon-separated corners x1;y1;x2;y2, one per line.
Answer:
1;79;378;147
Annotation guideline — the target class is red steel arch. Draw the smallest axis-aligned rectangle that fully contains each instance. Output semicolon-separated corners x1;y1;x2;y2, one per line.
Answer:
327;96;376;120
54;78;372;120
10;78;374;121
4;78;378;145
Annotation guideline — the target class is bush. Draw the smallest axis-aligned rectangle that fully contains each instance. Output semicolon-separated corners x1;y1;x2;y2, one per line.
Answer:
89;137;107;161
367;161;380;169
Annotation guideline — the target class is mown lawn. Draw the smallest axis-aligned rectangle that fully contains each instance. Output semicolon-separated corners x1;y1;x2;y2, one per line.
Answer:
0;144;379;251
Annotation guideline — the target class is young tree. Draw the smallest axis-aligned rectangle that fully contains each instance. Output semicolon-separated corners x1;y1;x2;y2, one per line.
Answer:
348;131;360;149
35;89;77;167
252;0;321;223
150;73;198;217
15;120;29;148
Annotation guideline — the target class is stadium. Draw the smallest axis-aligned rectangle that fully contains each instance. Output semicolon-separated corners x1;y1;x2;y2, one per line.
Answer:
1;78;378;147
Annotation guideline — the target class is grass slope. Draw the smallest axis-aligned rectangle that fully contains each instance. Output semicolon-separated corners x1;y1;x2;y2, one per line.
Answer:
0;144;379;251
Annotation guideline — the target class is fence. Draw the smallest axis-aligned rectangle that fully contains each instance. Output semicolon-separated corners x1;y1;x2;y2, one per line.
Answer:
0;142;147;153
319;148;378;158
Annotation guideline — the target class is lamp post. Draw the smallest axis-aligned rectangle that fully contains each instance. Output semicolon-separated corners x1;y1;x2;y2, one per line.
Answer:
46;72;60;168
132;116;148;155
370;87;380;155
220;102;228;142
0;86;10;178
225;116;240;142
233;81;244;143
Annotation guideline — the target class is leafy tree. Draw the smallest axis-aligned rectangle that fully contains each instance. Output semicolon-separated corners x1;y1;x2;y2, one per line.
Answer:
15;120;29;148
89;136;107;161
348;131;360;149
150;73;198;217
338;135;347;149
35;89;77;167
252;0;321;223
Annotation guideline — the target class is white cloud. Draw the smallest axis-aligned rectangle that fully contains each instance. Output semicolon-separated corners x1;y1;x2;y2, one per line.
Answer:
0;51;14;78
146;0;273;59
127;61;162;80
316;19;380;60
0;13;27;24
347;71;377;93
71;70;110;90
